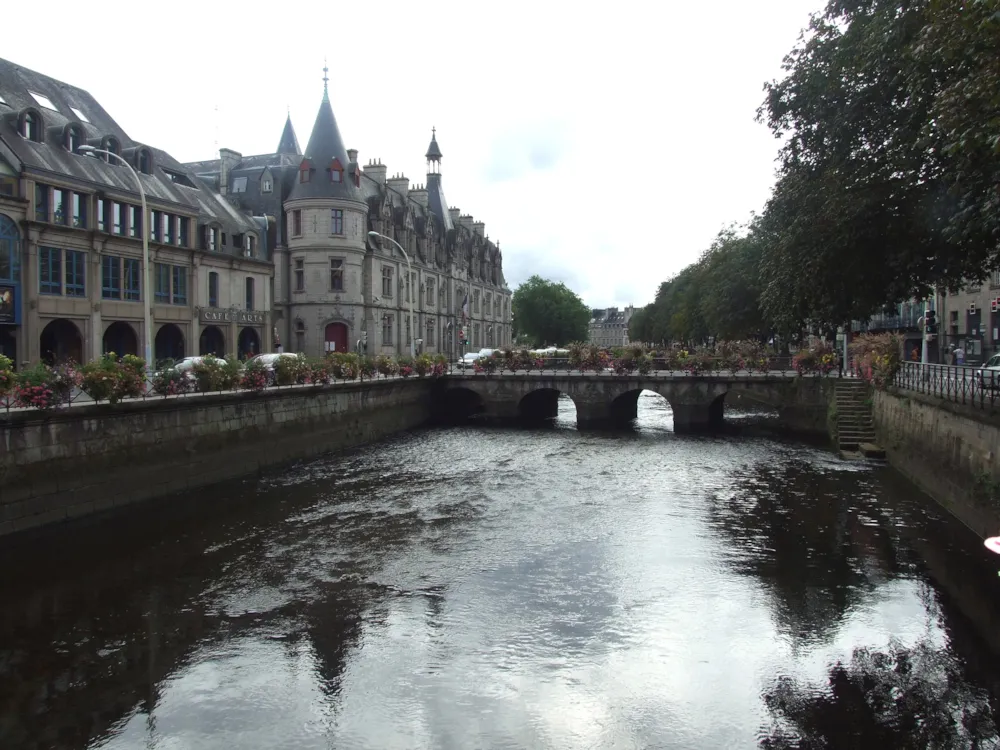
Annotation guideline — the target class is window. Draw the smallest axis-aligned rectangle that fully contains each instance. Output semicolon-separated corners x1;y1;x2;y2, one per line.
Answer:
129;205;141;239
39;247;61;294
487;326;494;347
486;293;492;316
295;320;305;352
209;271;219;307
440;287;446;309
102;255;121;299
70;106;89;123
163;213;174;245
262;178;272;193
172;266;187;304
206;225;218;251
34;184;48;221
124;258;141;301
65;250;85;297
231;176;247;193
29;91;57;111
494;297;500;317
405;315;411;346
294;258;305;292
155;263;170;303
331;167;342;183
245;277;254;310
179;218;189;247
474;290;480;314
104;138;121;163
426;278;435;305
138;150;152;175
67;126;82;153
991;270;1000;289
426;318;435;346
53;188;68;225
330;258;344;291
0;216;19;283
72;193;86;228
330;209;344;235
474;323;481;348
299;164;310;183
381;266;393;297
382;314;393;345
22;112;40;141
150;210;161;242
292;209;302;236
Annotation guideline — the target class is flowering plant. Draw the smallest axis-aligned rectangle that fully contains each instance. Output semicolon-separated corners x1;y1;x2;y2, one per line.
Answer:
474;352;498;374
240;357;269;391
307;359;332;384
376;354;399;378
329;352;360;380
0;354;16;398
152;365;191;396
849;333;902;389
413;354;434;377
359;356;377;379
275;354;307;385
192;355;228;392
79;352;146;404
14;362;78;409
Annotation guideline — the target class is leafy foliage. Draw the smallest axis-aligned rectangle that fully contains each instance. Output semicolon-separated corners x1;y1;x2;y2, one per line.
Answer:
512;275;590;348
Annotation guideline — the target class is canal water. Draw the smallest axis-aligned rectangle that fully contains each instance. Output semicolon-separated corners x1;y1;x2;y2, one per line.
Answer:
2;393;1000;749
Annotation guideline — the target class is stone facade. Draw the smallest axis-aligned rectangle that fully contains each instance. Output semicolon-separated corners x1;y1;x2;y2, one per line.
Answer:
186;76;512;360
588;306;634;349
0;57;273;368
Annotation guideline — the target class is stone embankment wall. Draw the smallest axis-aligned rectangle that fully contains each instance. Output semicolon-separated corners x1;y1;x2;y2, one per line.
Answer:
0;380;433;538
874;389;1000;537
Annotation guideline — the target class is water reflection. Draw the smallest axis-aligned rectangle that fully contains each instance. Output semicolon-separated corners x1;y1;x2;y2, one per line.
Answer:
0;400;999;749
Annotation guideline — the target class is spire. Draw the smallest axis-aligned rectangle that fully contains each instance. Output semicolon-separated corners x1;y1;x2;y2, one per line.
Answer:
425;127;451;231
425;126;443;163
322;59;329;102
276;112;301;155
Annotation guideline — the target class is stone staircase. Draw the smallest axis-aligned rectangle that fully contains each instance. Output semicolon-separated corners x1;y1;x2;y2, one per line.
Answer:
835;379;877;451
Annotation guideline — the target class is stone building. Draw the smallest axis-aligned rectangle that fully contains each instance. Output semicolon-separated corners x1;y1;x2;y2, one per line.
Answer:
0;57;272;368
186;69;512;359
588;306;634;349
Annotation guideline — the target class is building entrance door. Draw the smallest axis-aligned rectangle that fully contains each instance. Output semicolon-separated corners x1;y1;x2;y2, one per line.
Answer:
325;322;348;354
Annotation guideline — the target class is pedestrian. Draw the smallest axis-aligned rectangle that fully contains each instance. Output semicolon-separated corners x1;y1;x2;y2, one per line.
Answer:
956;347;966;366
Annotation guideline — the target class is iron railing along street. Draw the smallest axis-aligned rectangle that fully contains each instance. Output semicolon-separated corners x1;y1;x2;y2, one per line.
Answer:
892;361;1000;410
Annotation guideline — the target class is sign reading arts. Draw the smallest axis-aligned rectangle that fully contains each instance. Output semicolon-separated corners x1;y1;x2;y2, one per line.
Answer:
199;309;265;326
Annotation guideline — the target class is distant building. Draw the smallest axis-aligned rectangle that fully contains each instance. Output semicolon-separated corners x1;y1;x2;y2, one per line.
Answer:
588;306;634;349
0;57;271;367
185;67;511;358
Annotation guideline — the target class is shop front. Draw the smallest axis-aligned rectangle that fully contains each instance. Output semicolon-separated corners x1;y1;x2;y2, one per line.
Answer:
199;308;267;360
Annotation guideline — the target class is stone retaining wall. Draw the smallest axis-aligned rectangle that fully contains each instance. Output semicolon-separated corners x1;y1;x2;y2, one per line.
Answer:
874;388;1000;537
0;380;433;537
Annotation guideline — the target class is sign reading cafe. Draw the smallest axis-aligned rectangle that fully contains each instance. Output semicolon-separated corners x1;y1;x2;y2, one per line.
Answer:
199;308;265;326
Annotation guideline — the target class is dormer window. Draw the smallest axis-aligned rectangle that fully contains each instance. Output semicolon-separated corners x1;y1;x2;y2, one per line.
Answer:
299;159;312;183
67;126;82;154
104;137;121;164
20;111;40;141
138;149;152;175
329;159;343;183
261;178;272;193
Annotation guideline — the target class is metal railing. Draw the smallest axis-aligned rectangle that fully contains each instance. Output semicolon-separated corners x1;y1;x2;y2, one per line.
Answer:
0;355;815;415
893;361;1000;410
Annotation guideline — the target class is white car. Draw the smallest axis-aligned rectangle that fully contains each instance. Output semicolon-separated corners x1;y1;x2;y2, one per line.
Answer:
248;352;303;384
977;354;1000;390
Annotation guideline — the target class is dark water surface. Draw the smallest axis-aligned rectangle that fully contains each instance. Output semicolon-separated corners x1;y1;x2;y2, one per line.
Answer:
3;394;1000;749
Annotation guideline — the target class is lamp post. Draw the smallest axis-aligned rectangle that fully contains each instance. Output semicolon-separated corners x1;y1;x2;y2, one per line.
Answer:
79;146;153;383
368;231;415;357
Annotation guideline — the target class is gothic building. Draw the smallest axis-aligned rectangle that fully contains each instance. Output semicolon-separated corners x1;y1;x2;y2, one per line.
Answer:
186;69;512;358
0;57;272;368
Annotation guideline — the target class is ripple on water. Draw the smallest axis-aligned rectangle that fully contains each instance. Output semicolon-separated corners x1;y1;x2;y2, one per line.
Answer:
1;402;999;750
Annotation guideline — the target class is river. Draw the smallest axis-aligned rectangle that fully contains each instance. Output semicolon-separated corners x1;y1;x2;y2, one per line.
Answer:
2;393;999;749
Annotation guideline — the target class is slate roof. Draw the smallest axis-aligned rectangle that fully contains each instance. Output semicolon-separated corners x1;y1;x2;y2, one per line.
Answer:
288;87;362;202
425;129;442;160
590;307;631;325
0;57;261;243
276;114;300;155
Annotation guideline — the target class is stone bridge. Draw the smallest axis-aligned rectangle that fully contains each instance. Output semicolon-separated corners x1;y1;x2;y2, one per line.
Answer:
437;373;835;434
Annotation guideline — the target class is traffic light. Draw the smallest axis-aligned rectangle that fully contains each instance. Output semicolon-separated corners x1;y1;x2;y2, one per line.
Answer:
925;309;937;334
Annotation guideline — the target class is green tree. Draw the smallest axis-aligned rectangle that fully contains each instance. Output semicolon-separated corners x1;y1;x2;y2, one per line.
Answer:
511;276;590;347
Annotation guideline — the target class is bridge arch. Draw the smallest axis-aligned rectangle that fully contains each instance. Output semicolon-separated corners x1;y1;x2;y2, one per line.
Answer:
435;386;486;423
518;387;577;423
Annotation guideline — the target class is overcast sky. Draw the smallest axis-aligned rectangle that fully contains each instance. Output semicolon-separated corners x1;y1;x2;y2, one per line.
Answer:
4;0;822;309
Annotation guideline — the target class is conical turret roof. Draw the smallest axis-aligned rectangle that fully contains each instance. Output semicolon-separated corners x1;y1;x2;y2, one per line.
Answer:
288;67;361;202
276;113;301;155
425;127;443;160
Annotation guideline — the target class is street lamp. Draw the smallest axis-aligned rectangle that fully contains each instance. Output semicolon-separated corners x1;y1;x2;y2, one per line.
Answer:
79;145;153;383
368;231;415;357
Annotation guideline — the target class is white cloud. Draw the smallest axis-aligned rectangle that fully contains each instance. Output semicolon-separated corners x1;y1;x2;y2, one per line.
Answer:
2;0;823;308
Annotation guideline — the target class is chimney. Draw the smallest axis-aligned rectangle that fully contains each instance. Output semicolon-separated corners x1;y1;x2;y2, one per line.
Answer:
219;148;242;195
458;214;475;232
363;159;387;185
472;221;485;237
448;207;461;226
410;183;429;209
386;173;409;199
347;148;358;164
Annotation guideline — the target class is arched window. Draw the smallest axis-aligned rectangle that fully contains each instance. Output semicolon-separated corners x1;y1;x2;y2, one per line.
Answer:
138;149;152;174
20;111;40;141
0;214;21;283
104;137;121;164
295;319;305;352
66;125;83;153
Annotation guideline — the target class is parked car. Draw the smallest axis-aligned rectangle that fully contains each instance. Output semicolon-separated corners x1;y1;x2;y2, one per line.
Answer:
455;349;495;370
977;354;1000;390
248;352;303;384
